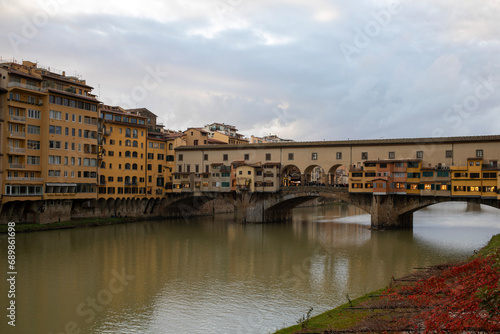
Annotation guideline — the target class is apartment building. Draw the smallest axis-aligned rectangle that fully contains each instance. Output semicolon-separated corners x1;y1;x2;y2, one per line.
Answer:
0;60;99;207
146;132;168;196
98;105;148;199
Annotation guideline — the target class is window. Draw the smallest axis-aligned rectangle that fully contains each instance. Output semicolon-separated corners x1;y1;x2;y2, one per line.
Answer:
27;156;40;165
158;165;163;173
157;154;164;160
27;125;40;135
27;140;40;150
49;140;61;149
28;109;41;119
416;151;423;159
312;153;318;160
361;152;368;160
204;154;208;161
388;152;395;159
476;149;483;158
49;125;62;135
132;141;138;147
125;128;131;137
422;171;434;177
148;164;152;171
72;128;75;136
223;154;228;161
178;154;183;161
48;155;61;165
125;163;131;170
244;154;250;161
125;151;131;158
336;152;342;160
266;153;271;161
446;150;453;158
48;170;61;177
288;153;294;160
49;110;62;120
132;164;138;170
148;153;154;159
194;140;199;145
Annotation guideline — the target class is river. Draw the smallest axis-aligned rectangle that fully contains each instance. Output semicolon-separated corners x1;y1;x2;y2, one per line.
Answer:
1;202;500;334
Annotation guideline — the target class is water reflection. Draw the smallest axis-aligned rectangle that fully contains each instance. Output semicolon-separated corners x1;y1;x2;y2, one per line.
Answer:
0;203;499;334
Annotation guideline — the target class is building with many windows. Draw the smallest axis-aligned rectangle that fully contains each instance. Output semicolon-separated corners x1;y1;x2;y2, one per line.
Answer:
0;60;100;222
98;105;149;199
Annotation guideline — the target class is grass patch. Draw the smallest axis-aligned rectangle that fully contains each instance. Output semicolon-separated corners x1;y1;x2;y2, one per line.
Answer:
0;217;135;234
476;233;500;257
273;288;385;334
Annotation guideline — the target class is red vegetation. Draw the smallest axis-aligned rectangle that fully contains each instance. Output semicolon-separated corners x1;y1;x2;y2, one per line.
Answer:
384;250;500;332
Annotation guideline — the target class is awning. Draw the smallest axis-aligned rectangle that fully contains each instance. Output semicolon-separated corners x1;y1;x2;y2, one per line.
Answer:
45;183;77;187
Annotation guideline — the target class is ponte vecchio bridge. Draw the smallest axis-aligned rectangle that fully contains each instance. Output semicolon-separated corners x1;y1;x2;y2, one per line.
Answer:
173;135;500;229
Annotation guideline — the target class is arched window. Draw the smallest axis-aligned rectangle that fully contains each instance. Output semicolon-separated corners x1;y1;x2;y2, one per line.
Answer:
125;140;131;146
132;163;138;170
132;152;138;158
125;128;131;137
132;176;138;185
133;129;138;138
132;140;138;147
125;151;131;158
168;143;173;150
125;163;131;170
125;176;131;185
100;162;106;168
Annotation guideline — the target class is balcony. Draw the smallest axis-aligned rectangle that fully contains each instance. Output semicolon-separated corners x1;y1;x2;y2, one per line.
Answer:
8;82;47;93
9;146;26;154
6;177;43;182
9;163;25;169
9;115;26;122
9;131;26;138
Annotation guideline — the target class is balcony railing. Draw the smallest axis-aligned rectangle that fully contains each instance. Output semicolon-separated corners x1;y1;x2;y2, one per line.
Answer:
84;118;99;126
9;115;26;122
8;81;47;93
9;146;26;154
9;131;26;138
9;163;25;169
6;177;43;181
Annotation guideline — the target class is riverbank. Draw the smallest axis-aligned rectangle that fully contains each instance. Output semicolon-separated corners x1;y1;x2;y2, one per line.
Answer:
274;233;500;333
0;216;142;233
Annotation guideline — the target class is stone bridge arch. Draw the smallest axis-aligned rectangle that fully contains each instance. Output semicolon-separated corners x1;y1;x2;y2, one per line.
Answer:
281;165;302;187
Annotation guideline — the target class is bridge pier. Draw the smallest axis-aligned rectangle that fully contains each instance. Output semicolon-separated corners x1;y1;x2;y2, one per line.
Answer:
370;195;413;230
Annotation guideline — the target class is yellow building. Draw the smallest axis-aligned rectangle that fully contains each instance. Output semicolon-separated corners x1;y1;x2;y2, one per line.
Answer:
0;60;100;220
165;133;186;190
183;128;209;146
98;105;148;199
451;158;498;198
146;133;168;197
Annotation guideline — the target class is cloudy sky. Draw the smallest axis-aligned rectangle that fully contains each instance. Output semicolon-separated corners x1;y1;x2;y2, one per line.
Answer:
1;0;500;141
